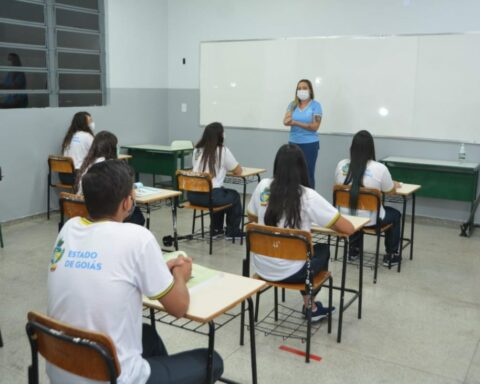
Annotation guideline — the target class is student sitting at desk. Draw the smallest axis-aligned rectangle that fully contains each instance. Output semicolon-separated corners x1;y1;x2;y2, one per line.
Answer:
247;144;354;321
188;122;244;239
47;160;224;384
60;111;95;185
75;130;145;226
334;130;402;266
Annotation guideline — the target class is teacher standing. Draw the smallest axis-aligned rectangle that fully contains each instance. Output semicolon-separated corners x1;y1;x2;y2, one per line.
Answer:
283;79;322;189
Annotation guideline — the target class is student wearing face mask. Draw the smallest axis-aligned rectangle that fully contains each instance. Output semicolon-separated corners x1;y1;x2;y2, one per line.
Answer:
283;79;322;189
60;111;95;185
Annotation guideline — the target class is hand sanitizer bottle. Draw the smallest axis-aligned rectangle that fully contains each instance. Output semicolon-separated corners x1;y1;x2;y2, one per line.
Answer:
458;143;466;162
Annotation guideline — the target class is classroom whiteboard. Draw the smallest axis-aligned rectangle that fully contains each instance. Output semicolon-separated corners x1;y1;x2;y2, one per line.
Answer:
200;34;480;143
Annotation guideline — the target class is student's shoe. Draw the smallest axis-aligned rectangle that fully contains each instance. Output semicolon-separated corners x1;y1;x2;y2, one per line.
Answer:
304;301;336;322
225;230;245;240
348;246;360;262
383;253;400;267
212;228;224;239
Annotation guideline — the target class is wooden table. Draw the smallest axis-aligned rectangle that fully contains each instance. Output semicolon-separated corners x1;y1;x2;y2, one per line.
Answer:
135;187;182;248
225;167;266;242
143;269;266;384
122;144;193;189
312;215;370;343
381;156;479;237
118;154;132;161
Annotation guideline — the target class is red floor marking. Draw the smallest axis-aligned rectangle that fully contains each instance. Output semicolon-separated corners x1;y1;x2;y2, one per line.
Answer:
279;345;322;362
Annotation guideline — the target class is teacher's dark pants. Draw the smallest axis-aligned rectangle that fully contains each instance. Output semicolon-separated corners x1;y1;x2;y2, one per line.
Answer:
290;141;319;189
143;323;224;383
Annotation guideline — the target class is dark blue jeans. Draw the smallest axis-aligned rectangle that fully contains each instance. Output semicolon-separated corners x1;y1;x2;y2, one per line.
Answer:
279;243;330;295
349;206;401;255
142;323;224;384
290;141;319;189
187;187;242;234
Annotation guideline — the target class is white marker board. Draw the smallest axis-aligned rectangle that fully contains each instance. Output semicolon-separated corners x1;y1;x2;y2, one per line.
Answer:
200;34;480;143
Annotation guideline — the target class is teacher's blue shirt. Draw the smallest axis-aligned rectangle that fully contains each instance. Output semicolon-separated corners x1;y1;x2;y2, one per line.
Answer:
287;100;322;144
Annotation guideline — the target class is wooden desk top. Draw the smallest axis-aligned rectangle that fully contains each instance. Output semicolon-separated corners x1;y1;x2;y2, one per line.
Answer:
394;183;421;196
135;187;181;204
228;167;267;177
122;144;193;153
382;156;479;170
118;154;132;160
312;214;370;237
143;270;266;323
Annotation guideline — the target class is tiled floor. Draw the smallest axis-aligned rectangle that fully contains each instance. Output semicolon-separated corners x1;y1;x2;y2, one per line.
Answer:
0;206;479;384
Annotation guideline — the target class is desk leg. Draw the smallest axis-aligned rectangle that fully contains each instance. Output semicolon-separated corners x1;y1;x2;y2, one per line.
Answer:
398;196;407;273
358;235;363;319
146;203;151;230
240;177;247;245
172;197;178;250
247;297;258;384
149;308;155;328
410;193;416;260
337;237;348;343
207;321;215;384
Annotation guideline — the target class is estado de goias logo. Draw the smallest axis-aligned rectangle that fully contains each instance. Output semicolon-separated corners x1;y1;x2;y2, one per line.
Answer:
50;238;65;271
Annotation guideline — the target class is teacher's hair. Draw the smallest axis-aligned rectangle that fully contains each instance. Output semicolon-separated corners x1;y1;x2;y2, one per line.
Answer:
291;79;314;110
61;111;94;152
343;130;376;213
195;121;224;177
264;144;309;228
76;130;118;192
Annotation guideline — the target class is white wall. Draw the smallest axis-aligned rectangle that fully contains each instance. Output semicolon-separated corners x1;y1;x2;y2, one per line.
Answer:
167;0;480;89
107;0;168;88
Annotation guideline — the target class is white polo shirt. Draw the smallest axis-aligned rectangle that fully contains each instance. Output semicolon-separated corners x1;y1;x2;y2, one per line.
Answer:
334;159;395;225
247;178;340;281
64;131;94;169
192;146;238;188
47;217;174;384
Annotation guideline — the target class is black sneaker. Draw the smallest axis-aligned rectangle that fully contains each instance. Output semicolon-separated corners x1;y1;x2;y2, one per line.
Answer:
212;228;224;239
303;301;336;322
383;253;400;267
225;230;245;240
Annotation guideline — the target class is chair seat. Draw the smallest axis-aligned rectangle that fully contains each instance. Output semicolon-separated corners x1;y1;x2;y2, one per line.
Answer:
52;182;75;190
363;223;392;235
182;201;232;213
252;271;331;291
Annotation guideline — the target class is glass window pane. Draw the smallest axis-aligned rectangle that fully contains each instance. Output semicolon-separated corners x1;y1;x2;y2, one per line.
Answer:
56;8;99;30
57;30;99;50
0;23;45;46
0;93;49;109
0;0;45;23
0;70;48;90
0;48;46;68
56;0;98;10
59;74;100;90
59;93;102;107
58;52;99;70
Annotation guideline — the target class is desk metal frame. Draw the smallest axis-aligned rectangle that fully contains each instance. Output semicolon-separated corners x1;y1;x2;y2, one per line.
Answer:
145;298;257;384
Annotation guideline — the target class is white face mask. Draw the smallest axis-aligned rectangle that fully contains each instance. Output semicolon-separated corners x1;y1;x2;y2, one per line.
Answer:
297;89;310;101
88;121;95;131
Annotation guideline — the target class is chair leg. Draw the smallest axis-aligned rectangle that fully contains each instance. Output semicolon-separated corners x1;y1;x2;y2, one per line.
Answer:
274;287;278;321
254;292;260;322
191;210;196;235
305;295;313;363
0;223;3;248
335;236;340;260
327;276;332;334
201;211;205;238
281;288;286;302
208;210;213;255
374;231;381;284
47;185;51;220
0;327;3;347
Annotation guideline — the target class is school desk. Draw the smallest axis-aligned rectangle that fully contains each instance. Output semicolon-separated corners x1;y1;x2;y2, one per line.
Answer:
381;156;479;237
143;268;266;384
121;144;193;189
312;215;370;343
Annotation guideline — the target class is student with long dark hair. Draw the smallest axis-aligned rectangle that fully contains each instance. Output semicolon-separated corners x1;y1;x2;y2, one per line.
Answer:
248;144;354;321
60;111;95;185
76;131;145;226
334;130;402;266
188;122;244;239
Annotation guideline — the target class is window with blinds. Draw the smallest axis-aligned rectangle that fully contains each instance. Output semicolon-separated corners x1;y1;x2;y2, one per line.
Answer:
0;0;105;109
